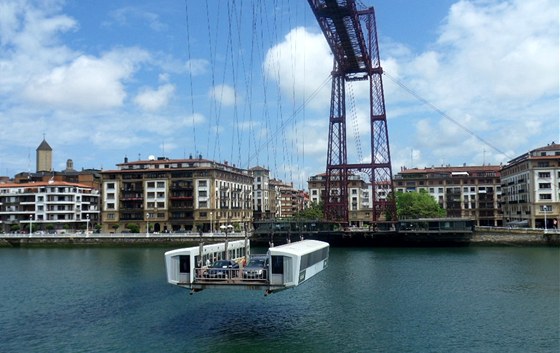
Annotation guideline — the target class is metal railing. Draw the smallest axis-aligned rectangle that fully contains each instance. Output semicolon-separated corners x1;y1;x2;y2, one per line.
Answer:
193;267;268;282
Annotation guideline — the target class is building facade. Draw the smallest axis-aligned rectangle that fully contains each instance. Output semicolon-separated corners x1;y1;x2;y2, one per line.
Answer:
308;173;379;227
394;165;503;226
0;181;100;233
100;156;253;234
500;143;559;228
275;180;307;219
249;166;271;220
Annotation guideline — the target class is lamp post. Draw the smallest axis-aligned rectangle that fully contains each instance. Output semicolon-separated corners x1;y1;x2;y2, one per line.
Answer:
220;224;233;260
86;214;90;237
543;205;548;232
29;214;33;236
146;212;150;237
243;215;249;261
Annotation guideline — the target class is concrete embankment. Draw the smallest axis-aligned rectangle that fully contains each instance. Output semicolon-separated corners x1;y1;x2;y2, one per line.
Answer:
0;235;229;248
473;227;559;246
1;230;558;247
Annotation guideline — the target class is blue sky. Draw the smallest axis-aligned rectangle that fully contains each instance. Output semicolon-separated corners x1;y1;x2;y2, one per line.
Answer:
0;0;558;188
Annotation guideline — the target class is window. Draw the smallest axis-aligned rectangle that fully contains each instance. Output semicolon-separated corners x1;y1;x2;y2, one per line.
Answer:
539;194;552;200
107;213;115;220
147;181;155;188
107;203;115;209
199;190;207;197
539;183;551;189
157;181;165;188
271;256;284;274
538;172;551;178
198;180;207;187
107;193;115;200
179;255;191;273
107;183;115;189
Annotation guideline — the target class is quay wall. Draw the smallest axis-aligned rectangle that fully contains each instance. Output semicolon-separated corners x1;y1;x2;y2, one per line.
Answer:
0;229;558;247
473;227;559;246
0;234;237;248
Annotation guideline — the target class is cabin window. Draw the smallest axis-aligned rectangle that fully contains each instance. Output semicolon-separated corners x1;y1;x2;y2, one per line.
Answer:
179;255;191;273
271;256;284;274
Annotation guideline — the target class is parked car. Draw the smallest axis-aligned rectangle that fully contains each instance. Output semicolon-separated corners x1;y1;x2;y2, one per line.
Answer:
242;255;268;280
204;259;239;279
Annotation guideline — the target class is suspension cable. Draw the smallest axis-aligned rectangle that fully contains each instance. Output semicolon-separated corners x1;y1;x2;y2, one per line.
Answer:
383;71;511;160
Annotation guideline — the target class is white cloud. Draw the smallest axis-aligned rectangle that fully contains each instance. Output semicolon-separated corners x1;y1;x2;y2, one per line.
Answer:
106;6;167;32
23;52;145;111
134;83;175;111
209;84;237;106
435;0;558;101
0;1;151;112
384;0;559;167
185;59;209;75
263;27;333;110
181;113;206;127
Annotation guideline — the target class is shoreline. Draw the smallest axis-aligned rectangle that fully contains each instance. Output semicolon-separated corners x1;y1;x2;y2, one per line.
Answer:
0;230;558;248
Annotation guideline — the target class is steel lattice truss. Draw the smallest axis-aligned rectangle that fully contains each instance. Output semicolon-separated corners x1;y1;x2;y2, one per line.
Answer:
308;0;397;225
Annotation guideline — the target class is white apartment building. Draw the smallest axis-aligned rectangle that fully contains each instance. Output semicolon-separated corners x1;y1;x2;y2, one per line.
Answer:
0;181;100;233
394;165;502;226
501;142;559;228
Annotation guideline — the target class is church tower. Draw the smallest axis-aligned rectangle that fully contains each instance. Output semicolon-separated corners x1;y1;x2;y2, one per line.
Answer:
36;138;53;172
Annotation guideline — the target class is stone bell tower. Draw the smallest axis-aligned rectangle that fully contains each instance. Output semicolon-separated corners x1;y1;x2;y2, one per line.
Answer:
36;138;53;173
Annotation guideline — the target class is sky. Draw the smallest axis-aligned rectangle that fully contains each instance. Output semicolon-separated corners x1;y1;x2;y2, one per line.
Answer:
0;0;558;189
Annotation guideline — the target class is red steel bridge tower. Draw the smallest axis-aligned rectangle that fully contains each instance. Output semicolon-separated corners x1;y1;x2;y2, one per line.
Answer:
307;0;397;226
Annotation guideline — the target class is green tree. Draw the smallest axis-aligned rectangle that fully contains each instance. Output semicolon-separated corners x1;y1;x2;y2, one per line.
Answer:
126;223;140;233
396;190;446;220
294;201;324;220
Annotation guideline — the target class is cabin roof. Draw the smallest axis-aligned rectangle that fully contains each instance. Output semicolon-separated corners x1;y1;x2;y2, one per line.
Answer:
269;240;329;256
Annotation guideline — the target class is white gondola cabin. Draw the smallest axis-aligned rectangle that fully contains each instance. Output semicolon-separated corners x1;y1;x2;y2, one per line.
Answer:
267;239;329;291
164;239;329;295
165;240;249;288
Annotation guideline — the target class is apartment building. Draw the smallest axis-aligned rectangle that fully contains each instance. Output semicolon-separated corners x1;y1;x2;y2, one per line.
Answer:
0;180;100;233
100;156;253;233
272;179;307;219
394;165;502;226
249;166;271;220
501;142;559;228
308;173;379;226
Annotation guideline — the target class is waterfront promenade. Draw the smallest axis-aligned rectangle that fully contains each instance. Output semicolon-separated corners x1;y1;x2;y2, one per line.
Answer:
0;231;249;247
0;227;557;247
